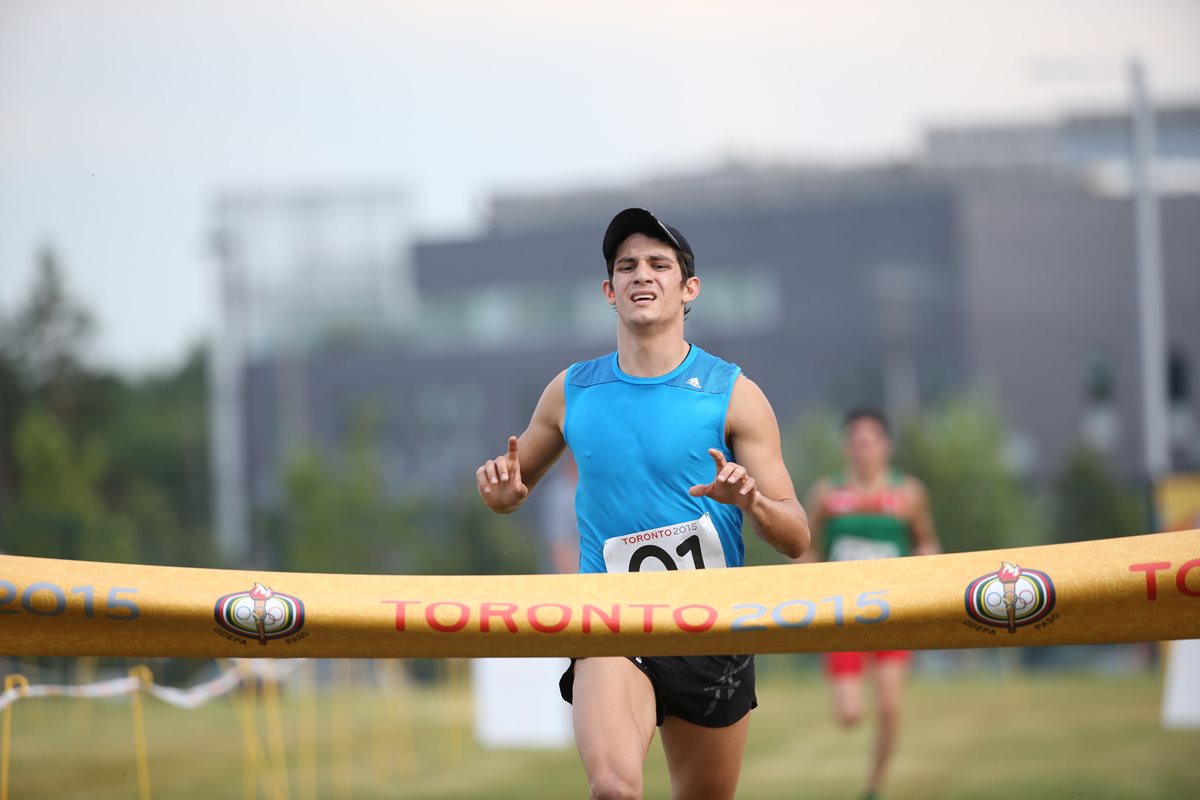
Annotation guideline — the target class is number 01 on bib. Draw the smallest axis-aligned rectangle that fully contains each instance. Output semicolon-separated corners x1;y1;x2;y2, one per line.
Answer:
602;514;728;573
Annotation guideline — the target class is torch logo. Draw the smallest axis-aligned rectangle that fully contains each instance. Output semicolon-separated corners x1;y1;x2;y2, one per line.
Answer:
215;583;305;645
964;563;1056;633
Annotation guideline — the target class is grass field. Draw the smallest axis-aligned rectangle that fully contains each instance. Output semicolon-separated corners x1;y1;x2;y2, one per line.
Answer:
4;658;1198;799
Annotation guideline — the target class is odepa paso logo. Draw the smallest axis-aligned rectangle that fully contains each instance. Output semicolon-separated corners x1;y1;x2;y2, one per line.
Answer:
964;563;1056;634
214;582;305;646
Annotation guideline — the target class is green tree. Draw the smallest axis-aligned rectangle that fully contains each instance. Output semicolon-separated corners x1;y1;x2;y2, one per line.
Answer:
284;447;377;573
1;247;94;505
1051;444;1143;542
2;405;136;562
281;411;421;573
419;486;539;575
280;428;537;576
1;250;213;567
95;347;213;565
0;342;22;506
895;396;1046;553
8;248;94;421
780;408;845;498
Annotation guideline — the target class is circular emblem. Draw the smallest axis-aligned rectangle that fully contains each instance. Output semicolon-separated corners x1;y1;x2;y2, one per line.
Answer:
215;583;305;643
964;563;1055;632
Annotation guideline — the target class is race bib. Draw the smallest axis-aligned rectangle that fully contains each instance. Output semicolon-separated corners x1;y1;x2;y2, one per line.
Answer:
603;513;728;574
829;535;902;563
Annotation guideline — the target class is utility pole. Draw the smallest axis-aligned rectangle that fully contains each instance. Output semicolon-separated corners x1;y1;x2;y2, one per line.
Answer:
1129;56;1170;526
210;213;250;564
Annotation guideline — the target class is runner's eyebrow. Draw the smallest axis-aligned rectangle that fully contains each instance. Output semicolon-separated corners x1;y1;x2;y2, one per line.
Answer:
615;251;677;265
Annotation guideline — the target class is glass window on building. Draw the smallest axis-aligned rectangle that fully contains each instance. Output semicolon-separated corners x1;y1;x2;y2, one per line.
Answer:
1082;348;1119;452
1167;347;1198;468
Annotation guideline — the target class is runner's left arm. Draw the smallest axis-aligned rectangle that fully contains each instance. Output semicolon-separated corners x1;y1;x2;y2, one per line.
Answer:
908;478;942;556
690;375;810;559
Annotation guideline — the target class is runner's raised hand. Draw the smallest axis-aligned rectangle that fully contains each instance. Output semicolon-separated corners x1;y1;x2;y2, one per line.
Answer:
476;435;530;513
688;448;759;510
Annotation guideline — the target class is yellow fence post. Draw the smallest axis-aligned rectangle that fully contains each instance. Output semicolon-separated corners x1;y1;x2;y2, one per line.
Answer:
261;668;289;800
332;659;354;800
370;660;389;787
70;657;97;735
129;665;154;800
448;658;471;764
236;663;258;800
230;664;283;800
298;661;318;800
17;659;43;734
1;674;30;800
392;660;414;779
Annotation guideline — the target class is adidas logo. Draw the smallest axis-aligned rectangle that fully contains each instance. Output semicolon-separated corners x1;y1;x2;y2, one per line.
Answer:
686;377;702;389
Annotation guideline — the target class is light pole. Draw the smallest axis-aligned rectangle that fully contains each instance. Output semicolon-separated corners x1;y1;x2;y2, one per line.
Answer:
1030;54;1171;524
1128;56;1170;523
1127;59;1200;728
209;212;250;565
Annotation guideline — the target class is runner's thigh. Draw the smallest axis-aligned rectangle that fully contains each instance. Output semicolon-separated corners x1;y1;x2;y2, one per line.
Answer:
572;657;658;787
659;714;750;800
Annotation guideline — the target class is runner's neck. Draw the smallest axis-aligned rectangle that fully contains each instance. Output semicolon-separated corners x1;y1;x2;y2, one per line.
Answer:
615;334;692;379
846;466;892;492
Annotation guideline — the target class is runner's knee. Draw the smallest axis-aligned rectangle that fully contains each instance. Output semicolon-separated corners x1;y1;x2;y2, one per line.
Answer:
878;700;900;728
589;769;642;800
836;706;863;728
877;686;903;722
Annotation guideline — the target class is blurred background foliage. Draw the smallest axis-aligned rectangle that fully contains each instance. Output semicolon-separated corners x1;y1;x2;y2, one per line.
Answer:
894;397;1046;554
0;250;540;576
2;251;210;568
1;250;1148;575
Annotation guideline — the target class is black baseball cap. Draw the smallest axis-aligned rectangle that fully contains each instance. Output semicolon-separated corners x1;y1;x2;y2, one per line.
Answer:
602;208;695;277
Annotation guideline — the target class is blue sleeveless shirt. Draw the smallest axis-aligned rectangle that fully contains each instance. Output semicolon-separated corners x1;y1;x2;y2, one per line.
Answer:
563;345;746;573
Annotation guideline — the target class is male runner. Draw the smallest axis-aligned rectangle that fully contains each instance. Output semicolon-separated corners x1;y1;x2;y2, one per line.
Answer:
475;208;810;800
802;408;940;800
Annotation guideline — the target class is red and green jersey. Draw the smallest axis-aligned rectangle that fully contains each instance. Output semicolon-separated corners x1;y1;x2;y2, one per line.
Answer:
821;469;912;562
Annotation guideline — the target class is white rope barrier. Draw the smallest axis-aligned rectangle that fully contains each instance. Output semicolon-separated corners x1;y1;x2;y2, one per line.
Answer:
0;660;307;712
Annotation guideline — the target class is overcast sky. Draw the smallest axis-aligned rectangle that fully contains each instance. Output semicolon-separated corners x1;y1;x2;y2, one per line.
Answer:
2;0;1198;372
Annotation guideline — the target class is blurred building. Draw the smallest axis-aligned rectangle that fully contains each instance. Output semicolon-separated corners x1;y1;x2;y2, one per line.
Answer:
209;188;413;562
924;104;1200;195
211;105;1200;564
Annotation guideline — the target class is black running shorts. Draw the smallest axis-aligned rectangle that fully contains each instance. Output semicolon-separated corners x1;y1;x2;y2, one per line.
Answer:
559;654;757;728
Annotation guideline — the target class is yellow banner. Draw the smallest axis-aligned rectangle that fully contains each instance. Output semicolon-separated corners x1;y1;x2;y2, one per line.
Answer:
2;531;1198;658
1158;474;1200;531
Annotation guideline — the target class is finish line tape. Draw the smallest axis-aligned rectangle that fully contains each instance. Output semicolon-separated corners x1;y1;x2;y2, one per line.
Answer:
2;531;1198;658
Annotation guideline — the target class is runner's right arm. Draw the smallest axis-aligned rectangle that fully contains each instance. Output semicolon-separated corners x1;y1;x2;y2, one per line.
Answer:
475;370;567;514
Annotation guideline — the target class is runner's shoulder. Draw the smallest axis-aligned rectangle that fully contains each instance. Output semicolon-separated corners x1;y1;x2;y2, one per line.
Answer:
897;473;929;503
806;476;837;504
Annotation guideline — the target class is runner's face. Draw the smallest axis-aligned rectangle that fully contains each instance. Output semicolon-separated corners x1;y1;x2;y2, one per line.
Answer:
845;418;891;477
603;233;697;324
